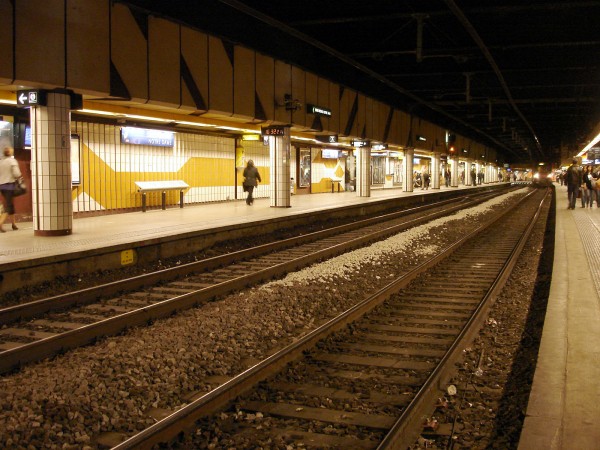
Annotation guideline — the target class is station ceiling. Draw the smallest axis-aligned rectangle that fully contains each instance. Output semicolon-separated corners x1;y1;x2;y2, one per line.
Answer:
121;0;600;165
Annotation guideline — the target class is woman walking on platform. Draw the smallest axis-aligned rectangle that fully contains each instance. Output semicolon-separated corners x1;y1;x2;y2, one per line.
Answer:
0;147;22;232
242;159;261;205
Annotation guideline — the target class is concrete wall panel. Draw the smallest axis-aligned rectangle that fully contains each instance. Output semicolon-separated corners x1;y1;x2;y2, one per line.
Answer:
233;46;255;120
148;17;180;107
67;0;109;96
339;88;354;136
274;61;291;123
365;97;374;140
208;36;233;116
317;77;331;132
111;3;148;102
180;27;209;112
291;66;306;128
355;93;366;138
16;0;64;87
328;83;340;135
256;53;275;120
0;1;14;84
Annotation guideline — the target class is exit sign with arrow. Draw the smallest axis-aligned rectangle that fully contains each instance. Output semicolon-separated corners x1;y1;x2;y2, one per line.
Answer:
17;89;47;107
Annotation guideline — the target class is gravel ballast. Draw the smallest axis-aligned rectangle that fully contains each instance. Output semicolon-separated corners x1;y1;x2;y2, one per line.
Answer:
0;188;547;449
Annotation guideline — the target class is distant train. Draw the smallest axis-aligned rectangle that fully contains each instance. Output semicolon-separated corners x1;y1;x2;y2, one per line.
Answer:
533;167;553;187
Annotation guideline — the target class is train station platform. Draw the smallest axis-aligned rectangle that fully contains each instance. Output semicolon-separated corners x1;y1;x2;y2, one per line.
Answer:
1;185;455;266
519;185;600;450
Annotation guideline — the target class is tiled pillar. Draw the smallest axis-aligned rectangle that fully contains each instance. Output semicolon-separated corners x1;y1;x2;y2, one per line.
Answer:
30;91;73;236
451;156;459;187
355;145;371;197
269;127;291;208
431;152;441;189
403;147;414;192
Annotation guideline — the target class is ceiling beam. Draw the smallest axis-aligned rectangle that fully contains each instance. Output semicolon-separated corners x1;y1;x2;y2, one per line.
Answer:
292;2;600;26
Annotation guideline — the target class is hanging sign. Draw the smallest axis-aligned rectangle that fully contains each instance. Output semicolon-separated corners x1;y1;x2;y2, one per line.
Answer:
261;125;286;136
316;135;338;143
306;104;332;117
351;139;370;148
17;89;47;107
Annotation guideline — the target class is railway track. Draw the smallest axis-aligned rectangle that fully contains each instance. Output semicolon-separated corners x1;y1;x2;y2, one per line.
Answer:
0;190;511;374
110;187;550;449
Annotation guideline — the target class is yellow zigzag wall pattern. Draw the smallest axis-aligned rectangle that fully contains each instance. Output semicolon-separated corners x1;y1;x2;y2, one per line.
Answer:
71;122;270;212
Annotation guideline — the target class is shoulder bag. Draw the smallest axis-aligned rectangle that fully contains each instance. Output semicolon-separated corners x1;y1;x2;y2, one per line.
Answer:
13;177;26;197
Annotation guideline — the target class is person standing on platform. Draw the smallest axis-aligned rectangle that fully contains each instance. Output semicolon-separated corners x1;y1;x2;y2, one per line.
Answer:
242;159;261;205
0;147;22;232
593;167;600;208
581;165;594;207
565;158;582;210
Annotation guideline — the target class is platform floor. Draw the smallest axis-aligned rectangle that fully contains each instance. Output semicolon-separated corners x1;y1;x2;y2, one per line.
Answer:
519;185;600;450
0;185;460;265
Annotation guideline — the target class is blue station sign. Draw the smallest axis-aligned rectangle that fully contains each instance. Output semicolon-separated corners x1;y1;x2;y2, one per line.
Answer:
120;127;175;147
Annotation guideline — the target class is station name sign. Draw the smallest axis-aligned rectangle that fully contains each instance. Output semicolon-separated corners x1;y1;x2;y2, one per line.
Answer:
306;104;332;117
120;126;174;147
261;125;286;136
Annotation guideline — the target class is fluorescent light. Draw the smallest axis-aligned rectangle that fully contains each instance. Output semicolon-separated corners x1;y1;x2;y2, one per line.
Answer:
0;98;16;105
291;135;316;142
579;131;600;155
80;109;118;116
176;121;216;128
124;114;171;123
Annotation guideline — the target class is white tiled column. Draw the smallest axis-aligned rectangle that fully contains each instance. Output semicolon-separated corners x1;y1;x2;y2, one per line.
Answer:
355;145;371;197
403;147;414;192
30;92;73;236
451;156;459;187
431;152;441;189
269;127;291;208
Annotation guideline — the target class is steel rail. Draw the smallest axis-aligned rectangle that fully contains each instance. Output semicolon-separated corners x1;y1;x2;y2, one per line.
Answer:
377;187;550;448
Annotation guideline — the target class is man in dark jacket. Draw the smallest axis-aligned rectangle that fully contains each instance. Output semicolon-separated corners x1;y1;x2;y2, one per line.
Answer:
242;159;261;205
566;158;582;209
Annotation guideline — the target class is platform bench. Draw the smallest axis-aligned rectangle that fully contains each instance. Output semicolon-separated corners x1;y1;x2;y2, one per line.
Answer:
135;180;189;212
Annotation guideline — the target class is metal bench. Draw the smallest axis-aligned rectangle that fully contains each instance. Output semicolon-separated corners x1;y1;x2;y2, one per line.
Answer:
135;180;189;212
